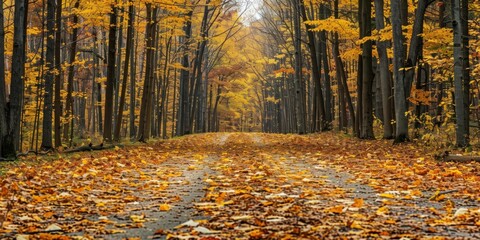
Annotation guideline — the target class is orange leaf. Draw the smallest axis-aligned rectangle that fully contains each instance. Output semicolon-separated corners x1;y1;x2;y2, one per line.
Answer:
326;205;344;214
159;204;171;211
352;198;364;208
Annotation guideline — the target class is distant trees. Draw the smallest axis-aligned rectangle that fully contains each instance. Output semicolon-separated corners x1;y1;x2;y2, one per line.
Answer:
0;0;250;158
257;0;477;147
0;0;478;158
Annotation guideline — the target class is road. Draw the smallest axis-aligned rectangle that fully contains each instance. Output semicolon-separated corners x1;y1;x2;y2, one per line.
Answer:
3;133;479;239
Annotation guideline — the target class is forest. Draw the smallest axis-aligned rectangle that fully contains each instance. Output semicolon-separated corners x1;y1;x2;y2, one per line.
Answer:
0;0;478;158
0;0;479;239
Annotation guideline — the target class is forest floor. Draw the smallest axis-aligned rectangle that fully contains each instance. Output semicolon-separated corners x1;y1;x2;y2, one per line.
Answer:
0;132;479;239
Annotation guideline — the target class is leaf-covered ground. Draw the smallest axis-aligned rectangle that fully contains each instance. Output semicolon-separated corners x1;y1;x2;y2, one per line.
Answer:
1;133;479;239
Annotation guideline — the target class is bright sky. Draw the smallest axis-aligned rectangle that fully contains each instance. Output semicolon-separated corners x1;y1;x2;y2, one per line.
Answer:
239;0;262;25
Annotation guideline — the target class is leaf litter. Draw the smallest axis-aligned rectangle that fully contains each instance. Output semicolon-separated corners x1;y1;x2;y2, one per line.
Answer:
0;132;479;239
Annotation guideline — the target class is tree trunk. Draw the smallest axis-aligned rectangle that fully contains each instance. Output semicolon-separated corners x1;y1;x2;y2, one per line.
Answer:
292;0;306;134
114;0;134;142
360;0;375;139
461;0;470;144
452;0;469;147
319;4;332;129
391;0;408;143
137;4;157;142
0;0;8;157
54;0;63;148
299;0;325;132
40;0;56;150
103;4;118;143
2;0;29;157
63;0;80;145
404;0;430;101
114;6;125;129
177;10;193;136
130;14;138;139
374;0;394;139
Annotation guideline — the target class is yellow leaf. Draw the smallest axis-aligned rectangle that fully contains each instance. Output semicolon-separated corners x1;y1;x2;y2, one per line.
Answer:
376;206;389;215
429;190;446;201
159;204;171;211
348;220;362;229
379;193;396;199
130;214;145;223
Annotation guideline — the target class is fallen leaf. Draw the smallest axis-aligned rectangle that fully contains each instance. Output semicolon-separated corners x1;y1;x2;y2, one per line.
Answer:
326;205;344;214
231;215;253;220
376;206;389;215
352;198;364;208
175;220;200;229
159;204;171;211
453;208;469;218
45;224;62;232
193;226;220;234
378;193;396;199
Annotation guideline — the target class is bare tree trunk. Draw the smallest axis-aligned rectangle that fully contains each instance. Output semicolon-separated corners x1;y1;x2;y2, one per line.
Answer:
40;0;56;150
292;0;306;134
299;0;325;132
360;0;375;139
54;0;63;148
103;3;118;143
114;0;134;142
391;0;408;143
452;0;469;147
177;10;193;136
404;0;430;101
114;6;125;129
461;0;470;144
64;0;80;145
2;0;29;157
130;14;138;139
374;0;394;139
0;0;7;155
137;4;158;142
0;0;7;157
319;4;332;129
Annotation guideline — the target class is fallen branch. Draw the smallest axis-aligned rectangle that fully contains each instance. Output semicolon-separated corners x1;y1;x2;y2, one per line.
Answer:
439;189;459;195
435;151;480;163
16;149;55;158
63;143;122;154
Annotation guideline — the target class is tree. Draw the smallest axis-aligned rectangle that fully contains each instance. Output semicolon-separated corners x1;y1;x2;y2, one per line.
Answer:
177;8;193;136
104;3;118;143
137;4;158;142
299;0;325;132
291;0;306;134
114;0;135;142
0;0;7;158
359;0;375;139
54;0;63;148
452;0;469;147
1;0;29;158
40;0;56;150
391;0;408;143
374;0;394;139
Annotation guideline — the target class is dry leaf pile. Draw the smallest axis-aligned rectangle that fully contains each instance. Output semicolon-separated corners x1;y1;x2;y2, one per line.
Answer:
0;133;479;239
